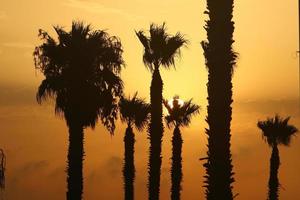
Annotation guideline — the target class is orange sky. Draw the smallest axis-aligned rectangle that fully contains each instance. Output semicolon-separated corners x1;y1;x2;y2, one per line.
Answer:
0;0;299;102
0;0;299;199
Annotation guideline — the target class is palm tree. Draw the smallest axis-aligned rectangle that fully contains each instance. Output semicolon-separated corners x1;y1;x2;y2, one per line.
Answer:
0;149;5;190
119;92;150;200
257;115;298;200
201;0;237;198
163;96;200;200
33;21;124;200
136;23;187;200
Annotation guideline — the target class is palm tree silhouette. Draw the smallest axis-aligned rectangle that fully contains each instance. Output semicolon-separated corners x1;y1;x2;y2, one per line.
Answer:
163;96;200;200
136;23;187;200
201;0;238;198
119;93;150;200
33;21;124;200
0;149;5;190
257;115;298;200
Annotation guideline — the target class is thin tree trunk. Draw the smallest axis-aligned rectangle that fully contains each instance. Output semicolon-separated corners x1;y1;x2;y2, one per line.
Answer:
171;126;182;200
268;145;280;200
66;122;84;200
0;149;5;190
148;66;164;200
201;0;236;199
123;126;135;200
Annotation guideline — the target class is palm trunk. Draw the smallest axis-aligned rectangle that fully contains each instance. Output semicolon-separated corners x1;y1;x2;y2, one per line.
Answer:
0;149;5;190
171;126;183;200
268;145;280;200
66;122;84;200
201;0;236;199
123;126;135;200
148;66;164;200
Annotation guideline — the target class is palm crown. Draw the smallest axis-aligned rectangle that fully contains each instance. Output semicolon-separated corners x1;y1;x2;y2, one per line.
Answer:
119;92;151;131
163;96;200;128
34;21;124;132
135;23;188;71
257;115;298;147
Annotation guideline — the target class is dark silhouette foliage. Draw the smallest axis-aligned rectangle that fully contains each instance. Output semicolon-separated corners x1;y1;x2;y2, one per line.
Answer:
119;93;150;200
164;96;199;200
201;0;237;198
136;23;187;200
258;115;298;200
34;21;124;200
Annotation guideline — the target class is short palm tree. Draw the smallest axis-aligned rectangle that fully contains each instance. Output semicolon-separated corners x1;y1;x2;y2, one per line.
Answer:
257;115;298;200
136;23;187;200
34;21;124;200
0;149;5;190
163;96;200;200
119;93;150;200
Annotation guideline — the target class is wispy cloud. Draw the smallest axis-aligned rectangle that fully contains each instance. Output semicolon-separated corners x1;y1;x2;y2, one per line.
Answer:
2;42;34;49
63;0;142;21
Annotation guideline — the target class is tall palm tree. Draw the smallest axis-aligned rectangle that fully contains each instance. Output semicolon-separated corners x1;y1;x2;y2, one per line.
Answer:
119;92;150;200
163;96;200;200
257;115;298;200
201;0;237;198
33;21;124;200
0;149;5;190
136;23;187;200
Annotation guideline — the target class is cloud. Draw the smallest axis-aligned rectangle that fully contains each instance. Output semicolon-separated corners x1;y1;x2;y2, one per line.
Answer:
85;155;122;185
0;84;36;106
63;0;141;21
105;156;122;178
2;42;34;49
20;160;49;173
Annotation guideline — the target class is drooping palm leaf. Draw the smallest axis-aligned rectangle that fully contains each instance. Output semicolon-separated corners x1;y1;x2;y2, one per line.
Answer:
119;92;150;131
257;115;298;147
163;96;200;128
34;21;124;133
135;23;188;71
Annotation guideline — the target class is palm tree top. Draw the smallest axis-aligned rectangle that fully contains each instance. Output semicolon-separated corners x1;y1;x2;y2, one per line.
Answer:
257;115;298;147
163;96;200;128
135;23;188;72
34;21;124;132
119;92;150;131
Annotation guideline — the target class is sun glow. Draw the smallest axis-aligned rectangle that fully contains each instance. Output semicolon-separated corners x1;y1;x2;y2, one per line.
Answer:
168;97;184;109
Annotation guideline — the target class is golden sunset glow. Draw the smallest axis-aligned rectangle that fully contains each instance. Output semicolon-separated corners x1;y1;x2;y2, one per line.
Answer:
0;0;299;199
167;98;184;109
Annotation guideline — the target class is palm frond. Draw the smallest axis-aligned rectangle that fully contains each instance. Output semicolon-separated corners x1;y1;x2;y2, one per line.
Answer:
161;33;188;68
34;21;125;132
136;23;187;71
119;92;150;132
257;115;298;147
164;96;200;128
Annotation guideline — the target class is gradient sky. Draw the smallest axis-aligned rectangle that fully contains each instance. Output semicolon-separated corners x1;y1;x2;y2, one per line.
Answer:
0;0;299;199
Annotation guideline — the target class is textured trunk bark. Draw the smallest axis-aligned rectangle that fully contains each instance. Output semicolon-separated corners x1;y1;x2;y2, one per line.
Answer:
66;122;84;200
201;0;236;199
148;66;164;200
171;126;182;200
268;145;280;200
123;126;135;200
